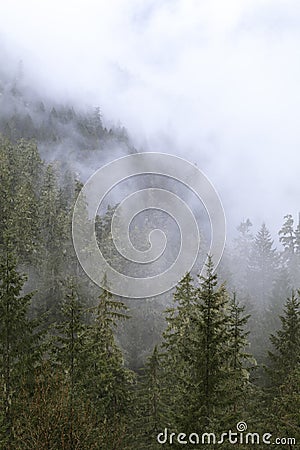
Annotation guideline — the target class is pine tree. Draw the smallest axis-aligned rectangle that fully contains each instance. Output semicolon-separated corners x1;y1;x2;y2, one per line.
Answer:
232;219;254;293
223;293;253;425
264;293;300;443
195;256;229;428
37;164;69;321
268;367;300;444
293;213;300;287
52;277;86;450
278;214;300;286
135;345;166;449
162;272;198;430
162;260;231;433
0;137;41;265
267;291;300;388
246;224;279;368
0;251;40;448
247;223;278;311
279;214;295;256
294;213;300;255
263;267;292;354
82;285;135;448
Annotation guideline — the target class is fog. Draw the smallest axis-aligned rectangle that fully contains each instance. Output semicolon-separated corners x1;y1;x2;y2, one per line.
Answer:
1;0;300;237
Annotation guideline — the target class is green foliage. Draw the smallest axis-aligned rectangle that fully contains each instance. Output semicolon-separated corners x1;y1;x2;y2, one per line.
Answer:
221;293;254;426
0;137;41;262
267;291;300;388
134;345;167;449
13;363;102;450
0;92;299;447
161;259;254;436
0;251;40;448
268;367;300;443
82;286;135;421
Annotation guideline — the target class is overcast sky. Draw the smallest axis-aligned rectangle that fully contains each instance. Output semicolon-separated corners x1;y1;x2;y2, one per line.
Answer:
1;0;300;238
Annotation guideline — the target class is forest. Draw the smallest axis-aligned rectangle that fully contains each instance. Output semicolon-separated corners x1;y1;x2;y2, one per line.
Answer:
0;69;299;450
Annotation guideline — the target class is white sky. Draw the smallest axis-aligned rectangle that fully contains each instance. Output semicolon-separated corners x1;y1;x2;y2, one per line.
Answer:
1;0;300;238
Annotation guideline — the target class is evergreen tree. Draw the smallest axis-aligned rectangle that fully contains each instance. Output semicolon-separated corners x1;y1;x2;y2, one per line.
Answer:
52;277;86;450
162;260;232;433
0;137;41;264
135;345;166;449
0;252;40;448
222;293;253;425
82;285;135;448
279;214;295;256
263;267;292;353
278;214;300;286
232;219;254;291
162;272;198;431
247;223;278;311
294;213;300;255
246;224;279;368
263;293;300;444
37;164;69;321
294;213;300;287
268;367;300;444
267;292;300;388
195;256;229;428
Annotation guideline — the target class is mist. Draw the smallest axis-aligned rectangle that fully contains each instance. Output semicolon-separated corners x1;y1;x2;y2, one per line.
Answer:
1;0;300;237
2;4;300;444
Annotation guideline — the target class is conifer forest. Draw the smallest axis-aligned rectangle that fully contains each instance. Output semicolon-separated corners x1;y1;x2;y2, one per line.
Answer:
0;2;300;449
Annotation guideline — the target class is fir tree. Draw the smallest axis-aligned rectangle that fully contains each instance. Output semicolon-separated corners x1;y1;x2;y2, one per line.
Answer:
247;223;278;310
268;367;300;444
162;260;231;433
246;223;279;368
279;214;295;256
232;219;254;292
162;272;198;431
82;284;135;448
37;164;69;321
135;345;166;449
223;293;253;425
195;256;229;428
267;291;300;388
52;277;86;450
0;252;40;448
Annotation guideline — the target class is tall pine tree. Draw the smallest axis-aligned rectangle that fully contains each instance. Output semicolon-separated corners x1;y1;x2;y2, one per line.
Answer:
0;252;40;448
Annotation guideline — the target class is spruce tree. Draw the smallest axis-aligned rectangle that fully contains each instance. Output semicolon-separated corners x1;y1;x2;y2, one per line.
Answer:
223;293;253;425
162;260;231;433
267;291;300;388
279;214;295;256
264;293;300;443
0;137;41;265
37;164;69;321
278;214;300;286
269;367;300;444
135;345;166;449
82;285;135;448
162;272;199;431
231;218;254;293
247;223;278;311
0;251;39;448
246;223;279;367
52;277;86;450
195;256;229;428
263;267;292;357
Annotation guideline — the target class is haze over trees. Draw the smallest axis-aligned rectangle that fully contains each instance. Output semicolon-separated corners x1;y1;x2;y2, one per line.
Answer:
0;66;299;449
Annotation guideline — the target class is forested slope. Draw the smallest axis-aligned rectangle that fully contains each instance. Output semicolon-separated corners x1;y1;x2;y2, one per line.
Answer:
0;68;299;449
